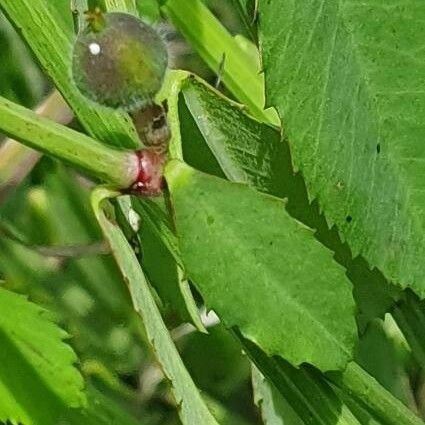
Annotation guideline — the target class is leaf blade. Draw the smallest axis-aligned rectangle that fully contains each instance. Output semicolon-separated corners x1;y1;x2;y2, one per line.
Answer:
91;188;219;425
165;160;356;372
259;0;425;296
0;287;85;425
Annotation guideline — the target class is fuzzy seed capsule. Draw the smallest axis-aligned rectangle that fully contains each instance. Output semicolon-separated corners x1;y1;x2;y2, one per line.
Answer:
72;12;168;111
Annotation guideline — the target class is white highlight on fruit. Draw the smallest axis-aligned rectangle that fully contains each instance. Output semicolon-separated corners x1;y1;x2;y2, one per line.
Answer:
89;42;101;55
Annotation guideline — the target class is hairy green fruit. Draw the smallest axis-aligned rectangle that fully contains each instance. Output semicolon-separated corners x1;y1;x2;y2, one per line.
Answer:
72;12;168;111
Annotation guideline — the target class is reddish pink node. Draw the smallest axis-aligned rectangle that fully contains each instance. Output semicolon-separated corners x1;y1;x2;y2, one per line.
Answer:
130;149;166;196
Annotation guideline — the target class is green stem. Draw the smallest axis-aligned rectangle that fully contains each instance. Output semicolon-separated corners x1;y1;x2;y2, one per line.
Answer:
0;95;138;188
331;362;424;425
0;91;72;203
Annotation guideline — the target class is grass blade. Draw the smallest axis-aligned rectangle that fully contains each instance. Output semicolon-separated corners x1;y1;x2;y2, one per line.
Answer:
162;0;278;125
92;187;219;425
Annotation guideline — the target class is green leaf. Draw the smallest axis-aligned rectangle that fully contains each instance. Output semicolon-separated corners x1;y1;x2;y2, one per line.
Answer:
0;287;85;425
181;78;288;198
103;0;136;13
335;362;423;425
247;336;420;425
392;290;425;370
356;318;415;408
0;164;144;375
243;339;362;425
0;12;44;107
0;0;139;148
259;0;425;296
135;0;160;23
252;365;305;425
129;197;206;331
179;49;400;331
165;160;356;372
228;0;257;41
91;187;219;425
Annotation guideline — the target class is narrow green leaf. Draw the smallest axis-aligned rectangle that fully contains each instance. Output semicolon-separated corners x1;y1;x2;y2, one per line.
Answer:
165;160;356;372
252;366;304;425
356;318;415;409
334;362;424;425
259;0;425;296
131;197;183;269
332;387;384;425
0;12;44;106
0;0;139;148
0;287;85;425
162;0;278;125
103;0;136;13
135;0;160;23
0;96;138;188
118;196;205;331
248;334;416;425
392;290;425;370
242;338;361;425
91;187;219;425
228;0;257;41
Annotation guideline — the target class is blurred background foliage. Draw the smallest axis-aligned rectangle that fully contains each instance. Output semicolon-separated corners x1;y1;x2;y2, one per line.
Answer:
2;1;423;424
0;1;260;424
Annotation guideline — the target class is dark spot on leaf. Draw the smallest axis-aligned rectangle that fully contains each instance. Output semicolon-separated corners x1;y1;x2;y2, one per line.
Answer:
376;143;381;154
346;215;353;223
207;216;215;225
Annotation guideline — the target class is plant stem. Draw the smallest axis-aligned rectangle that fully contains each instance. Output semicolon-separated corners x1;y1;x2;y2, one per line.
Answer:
0;90;73;204
0;95;139;189
331;362;424;425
